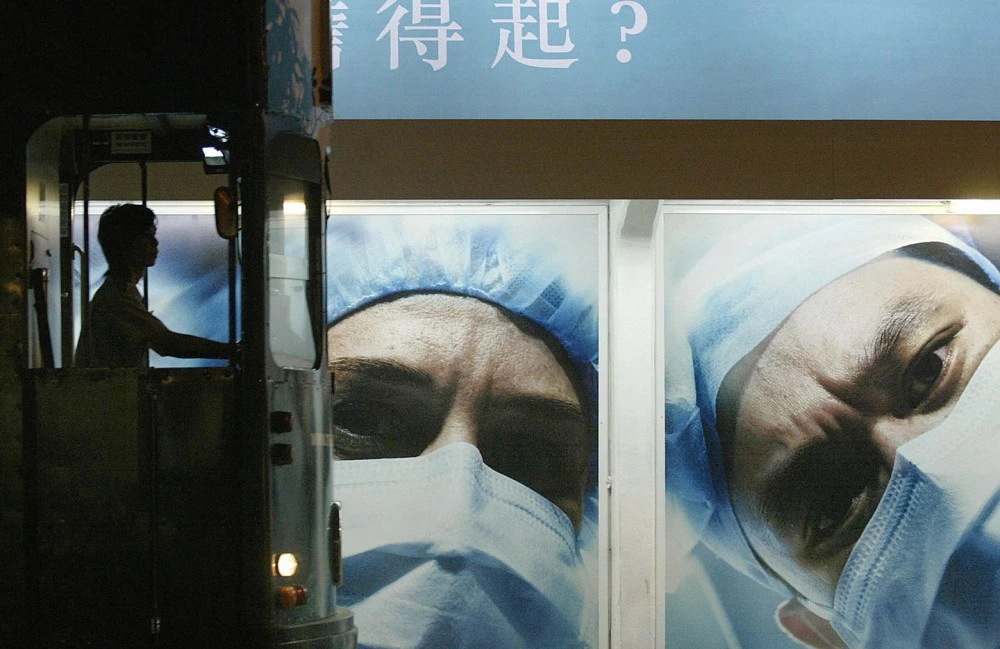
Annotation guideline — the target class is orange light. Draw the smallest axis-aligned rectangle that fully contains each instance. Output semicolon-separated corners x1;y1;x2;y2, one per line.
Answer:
276;585;308;608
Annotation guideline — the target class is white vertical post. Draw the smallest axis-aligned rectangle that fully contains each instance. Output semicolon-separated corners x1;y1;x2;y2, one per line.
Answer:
607;200;662;649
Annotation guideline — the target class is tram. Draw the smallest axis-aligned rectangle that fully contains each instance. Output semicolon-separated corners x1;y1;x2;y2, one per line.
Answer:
2;1;355;647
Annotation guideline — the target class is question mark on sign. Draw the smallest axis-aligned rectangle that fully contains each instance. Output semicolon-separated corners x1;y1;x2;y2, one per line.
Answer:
610;1;648;63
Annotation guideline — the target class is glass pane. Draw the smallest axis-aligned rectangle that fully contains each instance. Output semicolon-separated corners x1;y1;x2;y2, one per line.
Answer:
268;178;316;369
73;195;232;369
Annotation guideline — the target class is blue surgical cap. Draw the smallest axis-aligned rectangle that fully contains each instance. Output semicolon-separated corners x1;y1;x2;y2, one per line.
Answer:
666;213;1000;592
326;214;598;401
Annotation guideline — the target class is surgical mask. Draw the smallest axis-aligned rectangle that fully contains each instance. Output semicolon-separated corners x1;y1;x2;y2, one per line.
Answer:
831;341;1000;649
333;442;592;649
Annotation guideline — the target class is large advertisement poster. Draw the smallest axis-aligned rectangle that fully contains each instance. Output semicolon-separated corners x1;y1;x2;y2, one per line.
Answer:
79;194;1000;646
325;206;603;649
663;211;1000;648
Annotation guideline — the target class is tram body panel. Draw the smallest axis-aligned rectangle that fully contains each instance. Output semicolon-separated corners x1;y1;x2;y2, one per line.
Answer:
24;368;243;646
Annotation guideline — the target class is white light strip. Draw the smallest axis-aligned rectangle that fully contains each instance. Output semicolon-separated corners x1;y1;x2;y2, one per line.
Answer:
74;200;215;216
658;200;953;215
948;200;1000;215
283;200;307;216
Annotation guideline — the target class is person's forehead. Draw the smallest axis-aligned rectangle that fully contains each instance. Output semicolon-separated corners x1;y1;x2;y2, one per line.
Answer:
329;293;530;346
764;256;952;360
729;257;954;434
328;293;578;400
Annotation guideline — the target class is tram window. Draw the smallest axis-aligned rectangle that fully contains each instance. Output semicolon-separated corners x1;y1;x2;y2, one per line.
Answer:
268;177;317;369
65;157;232;368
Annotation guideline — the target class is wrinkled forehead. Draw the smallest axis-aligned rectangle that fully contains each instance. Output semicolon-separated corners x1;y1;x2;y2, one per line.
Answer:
713;254;892;460
683;218;992;418
328;291;590;408
716;250;994;463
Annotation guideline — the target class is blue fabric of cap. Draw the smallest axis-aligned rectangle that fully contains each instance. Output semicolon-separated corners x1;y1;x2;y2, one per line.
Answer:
665;213;1000;592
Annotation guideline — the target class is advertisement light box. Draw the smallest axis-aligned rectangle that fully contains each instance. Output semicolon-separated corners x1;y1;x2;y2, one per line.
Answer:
330;0;1000;119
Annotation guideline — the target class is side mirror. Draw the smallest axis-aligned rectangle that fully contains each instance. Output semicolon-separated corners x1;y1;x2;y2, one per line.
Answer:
214;186;239;240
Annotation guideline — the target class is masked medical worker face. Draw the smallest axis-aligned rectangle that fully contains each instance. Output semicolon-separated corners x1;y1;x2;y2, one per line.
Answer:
720;253;1000;607
327;293;591;529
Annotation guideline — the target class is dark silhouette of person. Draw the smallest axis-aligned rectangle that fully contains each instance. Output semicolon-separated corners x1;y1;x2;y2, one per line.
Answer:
75;203;231;368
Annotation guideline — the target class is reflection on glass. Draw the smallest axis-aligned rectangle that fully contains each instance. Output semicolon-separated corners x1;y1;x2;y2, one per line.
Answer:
268;180;316;369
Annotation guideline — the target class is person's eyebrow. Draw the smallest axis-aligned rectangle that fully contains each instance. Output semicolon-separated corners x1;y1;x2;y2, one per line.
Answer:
855;294;937;375
743;297;938;536
329;357;435;388
490;393;587;426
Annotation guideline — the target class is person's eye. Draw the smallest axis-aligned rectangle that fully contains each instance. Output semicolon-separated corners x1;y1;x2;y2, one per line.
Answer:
332;399;396;459
333;400;382;437
800;447;885;555
806;483;866;548
903;338;951;410
478;406;590;527
331;389;444;460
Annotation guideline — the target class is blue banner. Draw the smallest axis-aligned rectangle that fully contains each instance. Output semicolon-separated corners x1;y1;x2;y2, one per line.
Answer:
331;1;1000;119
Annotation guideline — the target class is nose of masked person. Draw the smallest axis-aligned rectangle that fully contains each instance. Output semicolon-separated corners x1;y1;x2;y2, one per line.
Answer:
429;396;593;537
831;340;1000;649
334;443;591;649
420;391;479;453
867;417;924;470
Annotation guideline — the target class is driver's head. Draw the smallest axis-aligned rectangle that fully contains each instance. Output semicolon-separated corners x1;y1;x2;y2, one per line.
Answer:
668;215;1000;608
326;215;598;530
97;203;158;276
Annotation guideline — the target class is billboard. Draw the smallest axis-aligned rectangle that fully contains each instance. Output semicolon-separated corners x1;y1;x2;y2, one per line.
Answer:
330;1;1000;119
325;205;604;648
663;209;1000;648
